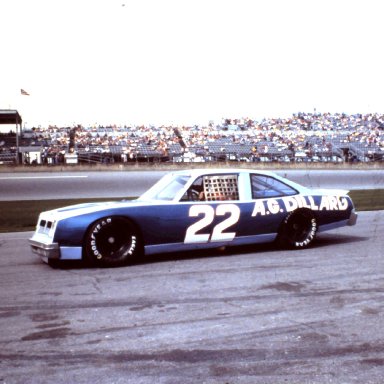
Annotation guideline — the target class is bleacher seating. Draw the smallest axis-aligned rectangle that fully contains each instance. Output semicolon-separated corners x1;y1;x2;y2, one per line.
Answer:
0;150;16;164
1;112;383;165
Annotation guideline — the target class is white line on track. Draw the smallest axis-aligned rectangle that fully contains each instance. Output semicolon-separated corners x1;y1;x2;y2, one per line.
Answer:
0;175;88;180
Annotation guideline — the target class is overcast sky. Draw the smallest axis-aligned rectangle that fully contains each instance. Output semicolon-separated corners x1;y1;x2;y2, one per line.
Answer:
1;0;383;128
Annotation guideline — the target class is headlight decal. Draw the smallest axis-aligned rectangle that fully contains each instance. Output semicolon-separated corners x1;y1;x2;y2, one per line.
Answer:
37;218;57;237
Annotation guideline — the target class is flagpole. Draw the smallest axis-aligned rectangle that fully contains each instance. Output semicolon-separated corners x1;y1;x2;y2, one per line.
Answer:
19;89;30;165
16;115;20;165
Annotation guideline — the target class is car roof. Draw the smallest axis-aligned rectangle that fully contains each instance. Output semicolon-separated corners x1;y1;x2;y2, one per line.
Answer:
170;168;309;194
172;168;278;177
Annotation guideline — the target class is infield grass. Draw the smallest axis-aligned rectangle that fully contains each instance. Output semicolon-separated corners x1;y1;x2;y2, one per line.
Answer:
0;189;383;233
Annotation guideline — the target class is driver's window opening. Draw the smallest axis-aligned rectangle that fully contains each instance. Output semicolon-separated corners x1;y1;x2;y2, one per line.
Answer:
184;175;239;201
182;177;204;201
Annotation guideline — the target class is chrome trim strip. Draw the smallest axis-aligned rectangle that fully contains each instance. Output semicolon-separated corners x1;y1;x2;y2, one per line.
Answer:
144;233;276;255
318;220;349;233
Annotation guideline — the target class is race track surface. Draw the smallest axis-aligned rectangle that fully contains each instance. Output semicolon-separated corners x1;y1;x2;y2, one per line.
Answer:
0;169;383;200
0;211;383;383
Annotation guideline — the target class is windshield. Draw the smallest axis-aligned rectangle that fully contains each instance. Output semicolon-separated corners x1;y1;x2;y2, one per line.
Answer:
139;173;191;201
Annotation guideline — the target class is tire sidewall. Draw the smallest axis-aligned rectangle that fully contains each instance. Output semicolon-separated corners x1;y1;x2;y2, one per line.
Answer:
279;210;317;249
85;216;139;267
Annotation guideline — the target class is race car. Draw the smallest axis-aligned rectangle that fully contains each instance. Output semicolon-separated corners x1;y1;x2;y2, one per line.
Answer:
29;169;357;267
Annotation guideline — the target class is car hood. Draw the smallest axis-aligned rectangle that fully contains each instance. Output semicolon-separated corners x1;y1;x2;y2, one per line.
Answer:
40;199;151;222
55;201;132;213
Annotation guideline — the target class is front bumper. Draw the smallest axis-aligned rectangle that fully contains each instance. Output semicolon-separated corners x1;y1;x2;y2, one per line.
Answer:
29;239;60;259
29;238;83;262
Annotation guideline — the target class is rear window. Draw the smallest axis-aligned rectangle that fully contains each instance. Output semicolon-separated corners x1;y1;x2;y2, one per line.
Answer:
251;174;297;199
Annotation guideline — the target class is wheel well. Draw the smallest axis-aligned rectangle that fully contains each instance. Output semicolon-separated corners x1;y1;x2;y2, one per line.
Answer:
281;208;316;224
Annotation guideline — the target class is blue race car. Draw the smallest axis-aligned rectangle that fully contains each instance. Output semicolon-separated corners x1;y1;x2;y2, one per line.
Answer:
29;169;357;267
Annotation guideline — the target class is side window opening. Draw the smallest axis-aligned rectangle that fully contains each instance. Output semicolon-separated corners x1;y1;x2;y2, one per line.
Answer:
182;174;239;201
251;174;297;199
203;175;239;201
181;176;204;201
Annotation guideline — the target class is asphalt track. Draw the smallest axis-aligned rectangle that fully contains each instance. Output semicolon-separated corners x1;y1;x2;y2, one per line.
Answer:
0;169;383;201
0;210;383;383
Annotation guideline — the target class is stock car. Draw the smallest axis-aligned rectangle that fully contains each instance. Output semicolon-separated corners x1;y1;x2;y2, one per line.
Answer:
29;169;357;267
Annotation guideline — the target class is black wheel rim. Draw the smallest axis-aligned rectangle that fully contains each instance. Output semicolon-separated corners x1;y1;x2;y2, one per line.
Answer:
94;221;132;261
287;213;313;243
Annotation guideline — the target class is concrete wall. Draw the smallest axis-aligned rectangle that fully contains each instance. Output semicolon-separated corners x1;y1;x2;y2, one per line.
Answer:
1;161;383;173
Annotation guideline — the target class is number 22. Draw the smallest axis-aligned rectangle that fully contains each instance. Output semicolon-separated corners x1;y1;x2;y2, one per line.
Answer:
184;204;240;244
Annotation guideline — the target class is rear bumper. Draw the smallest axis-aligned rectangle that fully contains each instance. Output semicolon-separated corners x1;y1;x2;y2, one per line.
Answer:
347;209;358;226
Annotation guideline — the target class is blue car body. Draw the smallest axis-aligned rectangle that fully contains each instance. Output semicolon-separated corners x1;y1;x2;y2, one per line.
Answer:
29;169;357;266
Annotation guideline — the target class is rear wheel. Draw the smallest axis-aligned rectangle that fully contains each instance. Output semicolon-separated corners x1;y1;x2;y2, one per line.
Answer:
277;209;317;249
84;216;141;267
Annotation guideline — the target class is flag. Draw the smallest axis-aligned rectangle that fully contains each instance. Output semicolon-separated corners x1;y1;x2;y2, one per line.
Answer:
21;89;30;96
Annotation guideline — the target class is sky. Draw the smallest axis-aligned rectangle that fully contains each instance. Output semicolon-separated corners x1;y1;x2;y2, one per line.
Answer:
1;0;383;128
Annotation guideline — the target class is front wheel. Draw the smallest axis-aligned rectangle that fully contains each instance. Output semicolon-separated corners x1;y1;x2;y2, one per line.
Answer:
84;216;141;267
277;209;317;249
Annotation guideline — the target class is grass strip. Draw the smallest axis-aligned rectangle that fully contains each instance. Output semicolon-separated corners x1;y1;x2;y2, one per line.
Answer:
0;190;383;233
0;198;134;233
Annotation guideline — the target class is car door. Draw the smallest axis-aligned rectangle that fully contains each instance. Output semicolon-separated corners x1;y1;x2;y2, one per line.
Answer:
139;173;247;251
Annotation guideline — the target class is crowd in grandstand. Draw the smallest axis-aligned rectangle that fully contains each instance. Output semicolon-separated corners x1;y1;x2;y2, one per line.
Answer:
1;112;383;164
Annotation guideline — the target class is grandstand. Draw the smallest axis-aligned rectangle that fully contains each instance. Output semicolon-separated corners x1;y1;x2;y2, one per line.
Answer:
0;109;23;165
1;112;383;165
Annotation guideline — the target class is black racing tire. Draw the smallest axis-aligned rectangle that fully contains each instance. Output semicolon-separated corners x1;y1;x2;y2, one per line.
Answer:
48;259;61;269
277;209;318;249
84;216;142;267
